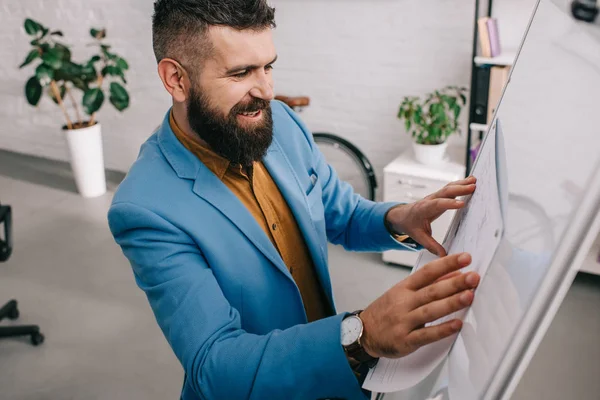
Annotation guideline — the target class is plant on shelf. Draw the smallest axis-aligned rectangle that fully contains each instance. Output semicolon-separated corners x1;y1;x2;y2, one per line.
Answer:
18;18;131;197
397;85;468;165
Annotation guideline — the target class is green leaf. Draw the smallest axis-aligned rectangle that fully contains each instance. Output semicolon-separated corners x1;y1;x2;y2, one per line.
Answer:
83;88;104;114
81;64;97;79
24;19;42;35
102;65;126;83
71;78;89;92
109;82;129;111
25;76;43;105
100;45;116;60
91;28;106;40
19;49;39;68
88;55;101;64
116;57;129;70
35;63;54;83
101;65;116;77
54;43;71;61
50;30;63;36
41;48;63;69
30;39;41;46
452;104;461;120
414;108;423;125
54;61;81;81
41;27;49;38
48;83;66;104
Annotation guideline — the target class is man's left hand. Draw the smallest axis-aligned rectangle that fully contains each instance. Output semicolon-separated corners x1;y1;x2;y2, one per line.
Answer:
386;176;477;257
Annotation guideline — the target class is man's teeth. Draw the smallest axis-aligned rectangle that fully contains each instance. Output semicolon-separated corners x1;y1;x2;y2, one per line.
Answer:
240;110;259;117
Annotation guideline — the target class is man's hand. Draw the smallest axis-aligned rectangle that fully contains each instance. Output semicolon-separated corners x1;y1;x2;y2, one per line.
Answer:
386;176;477;257
359;253;479;359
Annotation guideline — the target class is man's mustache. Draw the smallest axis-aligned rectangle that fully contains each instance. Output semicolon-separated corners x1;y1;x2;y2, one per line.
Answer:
231;98;271;114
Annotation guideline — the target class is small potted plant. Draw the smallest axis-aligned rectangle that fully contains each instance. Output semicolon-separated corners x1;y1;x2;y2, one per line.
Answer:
397;86;467;165
19;18;130;198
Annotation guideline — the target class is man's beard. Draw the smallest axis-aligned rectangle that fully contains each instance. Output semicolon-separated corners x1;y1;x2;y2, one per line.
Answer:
186;87;273;166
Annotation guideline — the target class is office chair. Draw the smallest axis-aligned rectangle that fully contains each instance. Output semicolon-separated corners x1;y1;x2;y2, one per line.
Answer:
0;203;44;345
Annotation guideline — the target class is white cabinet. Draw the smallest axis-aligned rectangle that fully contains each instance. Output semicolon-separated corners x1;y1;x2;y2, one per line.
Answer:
382;151;466;268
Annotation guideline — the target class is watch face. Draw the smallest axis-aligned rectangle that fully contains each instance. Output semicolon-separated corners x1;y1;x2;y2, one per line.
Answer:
341;315;363;346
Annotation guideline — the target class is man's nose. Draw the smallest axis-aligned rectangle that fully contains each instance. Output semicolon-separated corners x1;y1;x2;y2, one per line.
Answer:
249;72;274;101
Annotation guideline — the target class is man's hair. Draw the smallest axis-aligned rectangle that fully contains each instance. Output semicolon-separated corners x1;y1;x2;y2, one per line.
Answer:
152;0;276;69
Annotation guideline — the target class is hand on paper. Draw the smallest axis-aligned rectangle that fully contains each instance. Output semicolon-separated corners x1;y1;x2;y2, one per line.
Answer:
359;253;480;359
386;176;477;256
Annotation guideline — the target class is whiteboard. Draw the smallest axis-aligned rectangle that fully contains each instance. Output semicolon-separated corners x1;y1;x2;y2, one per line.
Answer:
381;1;600;399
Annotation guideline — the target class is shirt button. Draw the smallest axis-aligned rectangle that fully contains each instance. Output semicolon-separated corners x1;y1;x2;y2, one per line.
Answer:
272;223;277;230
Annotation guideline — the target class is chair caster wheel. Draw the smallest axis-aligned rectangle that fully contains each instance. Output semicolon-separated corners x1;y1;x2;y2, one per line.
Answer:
7;307;19;320
31;332;44;346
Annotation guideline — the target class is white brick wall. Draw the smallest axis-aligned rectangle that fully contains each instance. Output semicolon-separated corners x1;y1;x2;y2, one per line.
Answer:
0;0;534;182
270;0;475;190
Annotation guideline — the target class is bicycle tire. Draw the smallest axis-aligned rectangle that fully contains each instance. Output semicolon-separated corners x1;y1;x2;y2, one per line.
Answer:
312;132;378;201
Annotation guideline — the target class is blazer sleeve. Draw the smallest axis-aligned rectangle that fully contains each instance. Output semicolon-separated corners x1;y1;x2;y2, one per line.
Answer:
276;101;415;253
108;201;368;400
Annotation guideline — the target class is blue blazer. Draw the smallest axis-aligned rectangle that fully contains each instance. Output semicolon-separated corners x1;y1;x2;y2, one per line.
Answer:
108;100;407;400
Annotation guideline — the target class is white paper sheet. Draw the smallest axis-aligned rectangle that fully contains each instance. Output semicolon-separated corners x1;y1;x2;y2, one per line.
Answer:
363;122;506;393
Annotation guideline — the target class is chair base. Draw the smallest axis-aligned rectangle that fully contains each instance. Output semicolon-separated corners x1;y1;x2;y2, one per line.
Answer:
0;299;45;346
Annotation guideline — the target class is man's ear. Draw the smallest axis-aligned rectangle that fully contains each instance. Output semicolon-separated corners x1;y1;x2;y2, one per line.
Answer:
157;58;188;103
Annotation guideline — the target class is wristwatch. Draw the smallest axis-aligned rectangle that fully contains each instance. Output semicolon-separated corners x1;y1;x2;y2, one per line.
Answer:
341;310;379;368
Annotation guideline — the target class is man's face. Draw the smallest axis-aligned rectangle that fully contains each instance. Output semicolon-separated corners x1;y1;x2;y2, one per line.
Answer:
186;26;277;166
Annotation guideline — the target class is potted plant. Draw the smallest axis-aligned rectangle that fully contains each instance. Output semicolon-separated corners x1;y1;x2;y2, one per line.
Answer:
397;85;467;165
19;18;130;198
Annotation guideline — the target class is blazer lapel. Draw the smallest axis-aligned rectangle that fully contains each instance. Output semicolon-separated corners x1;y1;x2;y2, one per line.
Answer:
263;139;329;291
191;164;293;279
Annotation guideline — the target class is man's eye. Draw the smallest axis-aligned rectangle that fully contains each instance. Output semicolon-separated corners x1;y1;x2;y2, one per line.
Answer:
265;65;274;72
234;70;249;78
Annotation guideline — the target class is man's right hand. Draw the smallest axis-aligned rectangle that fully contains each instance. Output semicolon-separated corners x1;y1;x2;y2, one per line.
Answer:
360;252;479;359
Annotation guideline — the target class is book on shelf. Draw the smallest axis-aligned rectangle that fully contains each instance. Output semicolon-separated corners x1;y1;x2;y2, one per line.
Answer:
477;17;492;57
487;18;501;57
478;17;502;58
487;66;510;122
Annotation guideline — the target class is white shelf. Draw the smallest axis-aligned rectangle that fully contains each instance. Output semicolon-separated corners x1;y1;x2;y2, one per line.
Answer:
474;50;517;66
470;123;489;132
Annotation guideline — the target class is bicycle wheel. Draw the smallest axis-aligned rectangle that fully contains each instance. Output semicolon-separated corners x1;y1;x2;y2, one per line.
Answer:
312;133;377;201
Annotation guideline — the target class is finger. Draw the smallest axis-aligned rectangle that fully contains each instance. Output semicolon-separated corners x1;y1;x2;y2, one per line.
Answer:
405;319;463;351
410;231;446;257
426;178;476;200
409;289;475;327
434;271;461;283
422;199;466;219
413;272;480;308
404;253;472;290
449;176;477;186
437;184;476;199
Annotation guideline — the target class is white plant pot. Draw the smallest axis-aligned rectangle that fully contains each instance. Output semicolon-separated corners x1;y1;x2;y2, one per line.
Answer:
63;123;107;198
412;141;448;165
